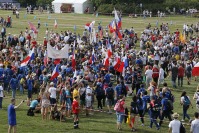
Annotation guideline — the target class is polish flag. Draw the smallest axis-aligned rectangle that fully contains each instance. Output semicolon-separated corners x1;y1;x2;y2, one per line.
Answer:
103;54;109;67
21;48;35;67
107;44;112;58
50;65;59;80
192;62;199;76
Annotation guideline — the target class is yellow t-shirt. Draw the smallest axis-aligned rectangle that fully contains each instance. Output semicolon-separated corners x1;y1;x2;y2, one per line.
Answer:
73;89;79;99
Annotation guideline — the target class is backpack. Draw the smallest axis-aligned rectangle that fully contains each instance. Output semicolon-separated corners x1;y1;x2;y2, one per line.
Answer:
180;122;186;133
184;96;190;106
131;102;138;114
114;100;122;112
166;99;174;110
151;100;161;112
121;84;127;96
126;75;132;84
106;87;114;99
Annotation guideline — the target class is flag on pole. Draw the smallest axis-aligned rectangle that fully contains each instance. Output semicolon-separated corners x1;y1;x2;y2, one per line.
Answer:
71;47;76;70
44;50;48;66
54;19;57;28
50;65;59;80
21;48;35;67
28;22;38;34
91;48;95;64
114;8;122;28
85;21;95;32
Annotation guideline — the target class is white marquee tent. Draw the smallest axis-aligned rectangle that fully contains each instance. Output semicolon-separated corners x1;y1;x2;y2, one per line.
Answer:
52;0;93;14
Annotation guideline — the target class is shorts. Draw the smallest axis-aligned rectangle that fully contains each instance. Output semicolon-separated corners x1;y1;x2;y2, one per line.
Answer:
50;98;56;105
116;112;124;123
80;100;85;106
106;98;113;106
66;102;71;110
86;100;92;108
28;90;32;99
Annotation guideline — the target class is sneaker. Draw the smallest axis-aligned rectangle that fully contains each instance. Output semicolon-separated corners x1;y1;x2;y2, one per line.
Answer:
141;124;144;126
157;127;160;130
181;119;185;122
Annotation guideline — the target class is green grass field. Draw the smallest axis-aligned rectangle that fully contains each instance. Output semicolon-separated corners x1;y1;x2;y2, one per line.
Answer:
0;10;199;133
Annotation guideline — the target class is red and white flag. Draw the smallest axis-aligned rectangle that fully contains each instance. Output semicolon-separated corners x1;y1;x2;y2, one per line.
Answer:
50;65;59;80
192;62;199;76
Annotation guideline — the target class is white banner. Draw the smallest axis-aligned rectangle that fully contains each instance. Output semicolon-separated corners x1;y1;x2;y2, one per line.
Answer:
47;44;69;59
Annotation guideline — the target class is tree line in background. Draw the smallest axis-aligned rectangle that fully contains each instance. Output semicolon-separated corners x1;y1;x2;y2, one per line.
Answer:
18;0;199;15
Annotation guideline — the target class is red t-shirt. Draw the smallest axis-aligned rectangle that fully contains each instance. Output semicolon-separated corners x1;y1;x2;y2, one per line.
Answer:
72;100;79;114
27;35;31;41
178;66;185;77
32;41;37;47
44;40;48;46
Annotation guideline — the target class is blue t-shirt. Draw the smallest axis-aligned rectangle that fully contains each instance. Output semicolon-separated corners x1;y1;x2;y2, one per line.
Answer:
137;98;144;110
104;74;110;83
30;100;39;108
8;104;16;126
115;85;121;97
0;68;4;77
142;95;150;110
161;98;168;111
27;79;34;91
137;88;146;96
10;78;18;89
65;90;71;104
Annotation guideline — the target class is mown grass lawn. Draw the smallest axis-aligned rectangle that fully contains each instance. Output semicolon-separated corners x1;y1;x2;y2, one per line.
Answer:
0;10;198;133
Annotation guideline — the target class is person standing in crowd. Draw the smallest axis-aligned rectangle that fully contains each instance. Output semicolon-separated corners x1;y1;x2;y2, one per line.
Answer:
148;96;160;130
145;66;153;87
105;82;114;114
158;65;165;86
178;63;185;87
9;75;18;99
147;81;156;100
159;93;172;126
79;81;86;111
180;91;193;122
95;82;104;111
0;83;4;109
168;112;181;133
193;86;199;112
152;65;159;84
171;63;178;88
190;112;199;133
115;95;126;131
26;75;34;106
65;84;72;118
186;61;192;85
8;99;24;133
72;96;80;129
40;86;50;120
130;95;138;132
85;83;93;116
37;18;40;29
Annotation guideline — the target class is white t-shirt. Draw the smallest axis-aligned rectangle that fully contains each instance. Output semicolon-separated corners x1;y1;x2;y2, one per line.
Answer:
168;119;181;133
145;69;153;79
48;87;57;99
190;119;199;133
194;92;199;104
159;68;164;79
0;86;3;97
86;86;92;101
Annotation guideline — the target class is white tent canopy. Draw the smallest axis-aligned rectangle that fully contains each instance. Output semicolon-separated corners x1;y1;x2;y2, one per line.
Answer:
52;0;93;14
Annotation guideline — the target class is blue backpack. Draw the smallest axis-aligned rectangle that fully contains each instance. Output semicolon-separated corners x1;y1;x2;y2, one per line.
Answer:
184;96;191;106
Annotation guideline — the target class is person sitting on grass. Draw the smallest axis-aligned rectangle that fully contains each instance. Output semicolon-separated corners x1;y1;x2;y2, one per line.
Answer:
27;98;41;116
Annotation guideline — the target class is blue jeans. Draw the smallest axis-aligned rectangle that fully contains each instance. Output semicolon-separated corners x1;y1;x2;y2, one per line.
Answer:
19;84;24;94
116;112;124;124
12;89;16;98
0;97;3;108
183;105;190;120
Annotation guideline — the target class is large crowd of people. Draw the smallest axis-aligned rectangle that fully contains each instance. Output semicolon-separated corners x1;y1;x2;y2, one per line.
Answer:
0;12;199;133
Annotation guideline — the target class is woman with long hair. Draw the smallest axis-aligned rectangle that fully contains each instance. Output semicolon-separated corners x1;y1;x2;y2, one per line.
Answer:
40;83;50;120
180;91;193;122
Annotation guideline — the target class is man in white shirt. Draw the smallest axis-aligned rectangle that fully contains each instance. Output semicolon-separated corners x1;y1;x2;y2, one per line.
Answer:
85;84;93;116
190;112;199;133
145;66;153;87
0;84;4;109
48;82;58;105
168;112;181;133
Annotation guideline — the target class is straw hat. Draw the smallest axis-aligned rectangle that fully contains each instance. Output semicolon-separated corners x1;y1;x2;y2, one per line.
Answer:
172;112;179;118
